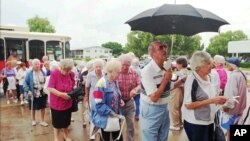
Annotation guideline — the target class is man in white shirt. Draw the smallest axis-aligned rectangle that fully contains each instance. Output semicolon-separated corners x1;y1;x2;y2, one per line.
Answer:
140;41;185;141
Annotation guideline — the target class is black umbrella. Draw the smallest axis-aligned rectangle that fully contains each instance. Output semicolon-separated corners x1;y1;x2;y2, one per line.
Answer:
126;4;229;36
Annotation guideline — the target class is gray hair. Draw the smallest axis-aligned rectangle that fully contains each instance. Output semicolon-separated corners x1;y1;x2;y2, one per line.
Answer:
131;57;139;67
32;59;40;66
105;60;121;80
59;59;74;71
119;53;133;64
86;60;94;71
190;51;211;71
93;58;105;69
50;60;59;71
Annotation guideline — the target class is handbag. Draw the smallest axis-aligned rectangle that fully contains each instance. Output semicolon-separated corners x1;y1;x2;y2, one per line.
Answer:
214;112;226;141
104;117;120;132
70;97;78;112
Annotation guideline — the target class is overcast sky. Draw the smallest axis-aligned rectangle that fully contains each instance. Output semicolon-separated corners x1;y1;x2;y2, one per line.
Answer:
1;0;250;49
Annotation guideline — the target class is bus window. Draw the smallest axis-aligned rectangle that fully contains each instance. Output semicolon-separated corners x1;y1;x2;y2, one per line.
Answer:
6;39;26;61
0;39;4;61
65;42;70;58
46;41;62;61
29;40;45;60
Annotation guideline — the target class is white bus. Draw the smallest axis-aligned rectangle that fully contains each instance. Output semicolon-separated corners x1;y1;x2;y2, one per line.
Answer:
0;26;71;70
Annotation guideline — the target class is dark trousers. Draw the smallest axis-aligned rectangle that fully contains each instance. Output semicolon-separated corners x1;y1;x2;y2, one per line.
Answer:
184;120;214;141
100;128;123;141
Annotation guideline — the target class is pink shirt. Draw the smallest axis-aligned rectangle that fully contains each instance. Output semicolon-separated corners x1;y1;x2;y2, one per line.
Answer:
48;69;75;110
216;65;227;90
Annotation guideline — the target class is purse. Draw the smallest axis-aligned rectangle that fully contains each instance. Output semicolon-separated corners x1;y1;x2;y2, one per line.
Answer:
213;112;226;141
104;117;120;132
70;97;78;112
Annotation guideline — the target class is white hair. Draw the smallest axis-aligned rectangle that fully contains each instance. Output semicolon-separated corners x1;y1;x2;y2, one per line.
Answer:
119;53;133;64
86;60;94;71
105;60;121;80
32;59;40;66
190;51;211;71
59;59;74;71
50;60;59;71
93;58;105;69
214;55;225;64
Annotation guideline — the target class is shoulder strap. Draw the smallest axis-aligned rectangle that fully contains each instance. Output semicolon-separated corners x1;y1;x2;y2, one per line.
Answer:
243;106;250;125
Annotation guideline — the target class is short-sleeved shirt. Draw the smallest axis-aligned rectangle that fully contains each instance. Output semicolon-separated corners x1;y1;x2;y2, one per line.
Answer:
118;69;140;101
86;71;103;107
141;60;174;105
48;69;75;110
182;71;218;125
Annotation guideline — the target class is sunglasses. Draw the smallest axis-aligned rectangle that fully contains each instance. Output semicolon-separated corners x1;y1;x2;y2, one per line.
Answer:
158;45;167;50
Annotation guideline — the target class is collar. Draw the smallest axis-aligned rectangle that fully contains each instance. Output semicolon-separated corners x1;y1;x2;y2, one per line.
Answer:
151;59;163;73
193;71;211;85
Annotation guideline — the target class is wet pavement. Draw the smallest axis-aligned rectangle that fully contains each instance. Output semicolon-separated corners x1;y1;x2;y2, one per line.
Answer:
0;94;188;141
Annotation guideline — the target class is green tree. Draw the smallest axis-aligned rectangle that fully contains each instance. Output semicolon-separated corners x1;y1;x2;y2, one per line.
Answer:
124;31;154;58
102;42;123;57
27;15;56;33
155;35;202;58
206;30;248;57
124;31;202;58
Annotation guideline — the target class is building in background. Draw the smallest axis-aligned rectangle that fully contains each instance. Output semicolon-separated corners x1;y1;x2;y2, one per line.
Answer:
71;46;113;60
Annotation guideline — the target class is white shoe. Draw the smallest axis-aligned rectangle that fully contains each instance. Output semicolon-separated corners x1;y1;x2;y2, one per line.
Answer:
40;121;48;127
14;99;18;103
7;100;10;104
32;121;36;126
170;126;181;131
21;101;24;105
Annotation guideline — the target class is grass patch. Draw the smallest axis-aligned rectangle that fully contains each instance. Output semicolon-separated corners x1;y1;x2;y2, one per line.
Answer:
241;68;250;71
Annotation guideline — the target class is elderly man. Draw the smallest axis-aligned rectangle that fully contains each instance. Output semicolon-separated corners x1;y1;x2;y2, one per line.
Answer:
140;41;185;141
118;54;141;141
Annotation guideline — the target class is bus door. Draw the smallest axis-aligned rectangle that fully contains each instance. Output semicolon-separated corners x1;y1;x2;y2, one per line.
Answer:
5;38;27;62
46;41;62;61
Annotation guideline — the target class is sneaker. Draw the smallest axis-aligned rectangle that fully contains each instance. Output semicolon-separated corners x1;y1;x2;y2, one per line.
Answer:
14;99;18;103
40;121;48;127
21;101;24;105
32;121;36;126
170;126;181;131
7;100;10;104
71;118;74;122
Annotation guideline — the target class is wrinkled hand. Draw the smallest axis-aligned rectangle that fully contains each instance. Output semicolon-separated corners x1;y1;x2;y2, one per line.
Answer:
120;99;125;107
212;96;227;105
28;91;32;97
61;93;71;100
130;89;137;97
117;115;125;120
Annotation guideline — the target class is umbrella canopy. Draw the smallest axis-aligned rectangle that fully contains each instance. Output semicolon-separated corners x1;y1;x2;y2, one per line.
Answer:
126;4;229;36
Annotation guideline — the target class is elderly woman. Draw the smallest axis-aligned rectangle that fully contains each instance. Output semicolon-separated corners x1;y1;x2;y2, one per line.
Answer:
85;58;105;140
222;57;247;140
48;59;75;141
92;60;125;141
214;55;227;95
23;59;48;126
182;51;227;141
1;61;17;104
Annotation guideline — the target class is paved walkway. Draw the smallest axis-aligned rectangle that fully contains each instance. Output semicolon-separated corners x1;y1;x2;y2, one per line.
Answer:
0;95;188;141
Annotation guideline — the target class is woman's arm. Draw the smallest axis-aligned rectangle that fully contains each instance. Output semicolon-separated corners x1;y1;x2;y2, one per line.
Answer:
48;88;70;100
185;96;227;109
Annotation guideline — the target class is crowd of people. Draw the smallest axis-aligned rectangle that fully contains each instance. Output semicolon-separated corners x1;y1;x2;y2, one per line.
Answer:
0;41;250;141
